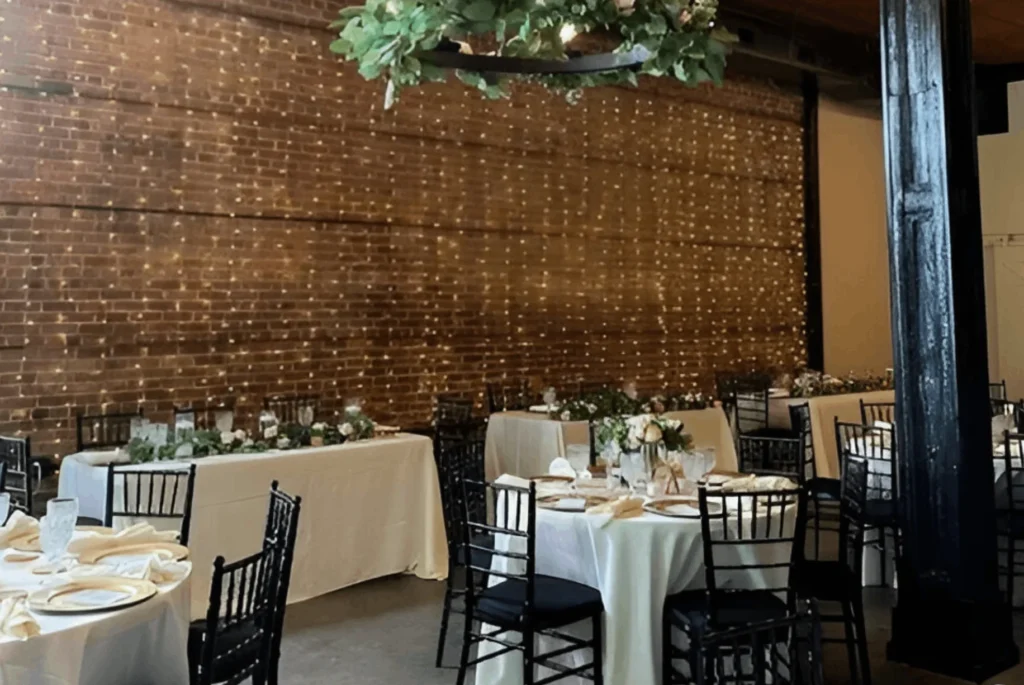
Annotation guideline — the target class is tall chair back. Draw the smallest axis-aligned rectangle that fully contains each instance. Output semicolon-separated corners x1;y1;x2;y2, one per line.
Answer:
0;436;32;515
838;455;869;580
698;486;807;627
991;380;1009;402
835;421;897;503
77;410;142;451
738;435;810;483
439;437;486;555
858;400;895;426
104;464;197;544
263;394;319;424
262;481;301;685
693;603;825;685
717;372;773;434
485;380;532;414
196;547;280;685
788;404;815;467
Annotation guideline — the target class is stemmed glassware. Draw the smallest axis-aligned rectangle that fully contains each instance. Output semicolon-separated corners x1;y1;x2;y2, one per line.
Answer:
40;498;78;568
0;493;10;526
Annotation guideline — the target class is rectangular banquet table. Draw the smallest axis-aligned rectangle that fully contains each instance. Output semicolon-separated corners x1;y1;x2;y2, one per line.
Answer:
484;407;738;481
768;390;896;479
58;434;448;618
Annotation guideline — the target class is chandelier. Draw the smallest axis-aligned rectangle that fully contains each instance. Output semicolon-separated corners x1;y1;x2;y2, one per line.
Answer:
329;0;732;108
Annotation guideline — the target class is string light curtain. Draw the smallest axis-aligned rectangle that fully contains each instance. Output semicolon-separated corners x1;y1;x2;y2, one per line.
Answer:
0;0;806;456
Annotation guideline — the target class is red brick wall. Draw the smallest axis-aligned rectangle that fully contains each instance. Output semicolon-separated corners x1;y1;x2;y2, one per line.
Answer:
0;0;807;456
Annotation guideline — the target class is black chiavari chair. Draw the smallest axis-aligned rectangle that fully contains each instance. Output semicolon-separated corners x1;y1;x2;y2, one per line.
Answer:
793;455;871;685
190;547;280;685
433;395;485;459
996;432;1024;607
262;394;319;425
435;435;490;668
662;486;808;684
0;462;9;523
76;409;142;451
0;436;33;516
858;400;895;426
789;404;841;559
456;478;604;685
262;481;301;685
174;403;235;431
104;464;197;545
737;434;809;483
717;371;788;438
835;420;898;587
991;380;1009;402
690;602;826;685
486;380;533;414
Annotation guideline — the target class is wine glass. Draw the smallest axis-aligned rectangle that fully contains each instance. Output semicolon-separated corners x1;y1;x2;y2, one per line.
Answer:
40;498;78;566
0;493;9;526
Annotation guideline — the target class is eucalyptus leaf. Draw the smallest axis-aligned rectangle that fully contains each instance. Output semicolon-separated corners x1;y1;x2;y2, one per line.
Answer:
463;0;496;21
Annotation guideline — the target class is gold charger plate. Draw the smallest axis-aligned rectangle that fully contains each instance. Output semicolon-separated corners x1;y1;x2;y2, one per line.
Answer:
537;492;612;512
530;474;574;484
79;541;190;565
643;497;722;519
29;577;157;614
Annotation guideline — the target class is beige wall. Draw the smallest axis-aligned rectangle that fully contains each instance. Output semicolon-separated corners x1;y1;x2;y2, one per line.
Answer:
817;97;894;375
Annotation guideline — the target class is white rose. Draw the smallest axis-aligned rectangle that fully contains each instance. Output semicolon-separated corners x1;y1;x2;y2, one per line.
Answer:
339;422;354;437
220;431;234;445
276;436;290;449
264;425;278;439
312;422;326;431
686;392;695;402
560;411;572;422
242;438;254;448
665;419;682;431
233;429;247;441
643;424;663;443
345;405;361;415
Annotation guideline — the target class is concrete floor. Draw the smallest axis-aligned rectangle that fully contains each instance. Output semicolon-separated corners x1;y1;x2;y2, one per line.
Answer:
277;575;1024;685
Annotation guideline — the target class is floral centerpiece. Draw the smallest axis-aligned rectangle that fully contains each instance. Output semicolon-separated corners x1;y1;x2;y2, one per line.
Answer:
551;388;644;421
595;413;693;456
787;369;894;398
338;405;377;442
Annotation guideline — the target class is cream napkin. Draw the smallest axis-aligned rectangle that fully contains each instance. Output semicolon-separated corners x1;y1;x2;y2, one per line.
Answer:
721;475;797;492
548;457;577;479
0;597;40;640
68;523;178;558
586;496;644;527
123;554;191;585
0;512;39;549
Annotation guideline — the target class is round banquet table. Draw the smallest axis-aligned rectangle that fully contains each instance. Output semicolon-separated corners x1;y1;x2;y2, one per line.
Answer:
0;534;192;685
474;485;795;685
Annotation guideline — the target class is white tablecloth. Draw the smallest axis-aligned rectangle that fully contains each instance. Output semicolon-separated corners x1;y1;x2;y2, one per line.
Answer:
0;533;191;685
474;483;795;685
485;408;738;481
768;390;896;479
58;434;448;618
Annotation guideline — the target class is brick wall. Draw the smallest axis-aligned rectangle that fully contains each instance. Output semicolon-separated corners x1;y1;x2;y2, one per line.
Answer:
0;0;808;456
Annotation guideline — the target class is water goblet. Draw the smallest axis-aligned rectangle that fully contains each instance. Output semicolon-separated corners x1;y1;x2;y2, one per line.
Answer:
40;498;78;566
0;493;9;525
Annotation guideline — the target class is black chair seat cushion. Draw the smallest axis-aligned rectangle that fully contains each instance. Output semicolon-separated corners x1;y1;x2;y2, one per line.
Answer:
665;589;788;633
188;618;264;683
792;561;856;602
806;477;841;501
863;498;896;527
474;575;602;629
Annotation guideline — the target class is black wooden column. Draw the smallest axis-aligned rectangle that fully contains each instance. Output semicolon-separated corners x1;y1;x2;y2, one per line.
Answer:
880;0;1019;680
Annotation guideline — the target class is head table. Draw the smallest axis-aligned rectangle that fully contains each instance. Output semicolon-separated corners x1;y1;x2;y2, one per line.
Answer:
474;477;795;685
485;407;738;481
0;530;191;685
58;433;448;619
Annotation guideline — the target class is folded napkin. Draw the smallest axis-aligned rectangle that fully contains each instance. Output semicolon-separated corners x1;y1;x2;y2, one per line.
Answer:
586;496;644;527
75;449;130;467
0;512;39;549
495;474;531;489
721;475;798;492
119;554;190;585
548;457;577;479
68;522;178;558
0;597;40;640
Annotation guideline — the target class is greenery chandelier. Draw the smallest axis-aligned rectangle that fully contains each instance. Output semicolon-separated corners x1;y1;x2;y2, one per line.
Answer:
329;0;733;108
